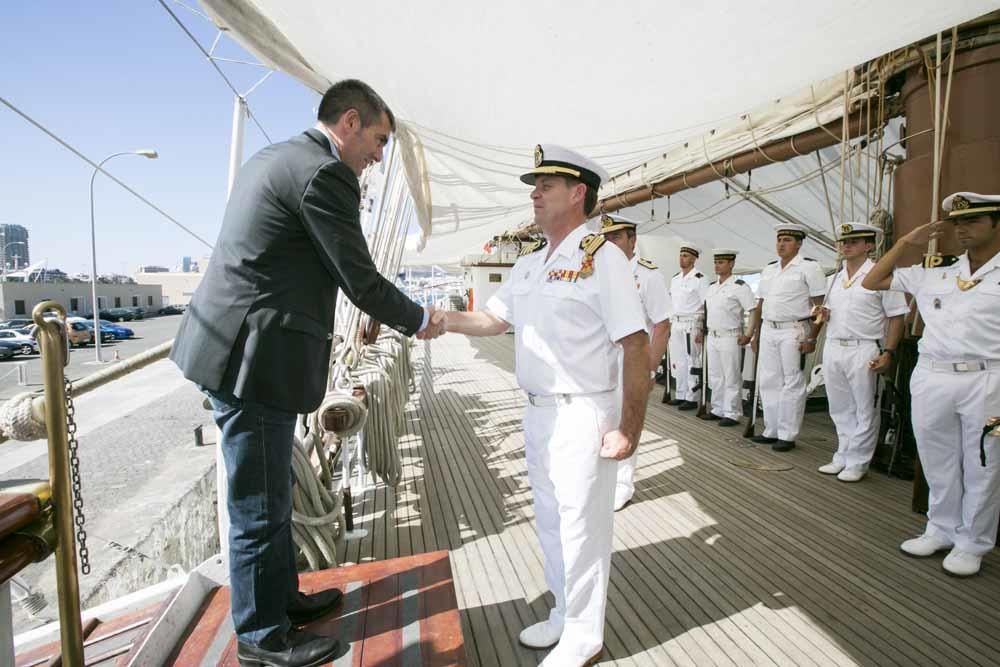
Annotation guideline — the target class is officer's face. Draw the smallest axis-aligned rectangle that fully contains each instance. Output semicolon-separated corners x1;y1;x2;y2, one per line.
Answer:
531;175;581;228
340;110;392;176
953;214;998;250
604;229;636;257
713;258;734;275
678;251;696;269
838;237;874;260
775;235;802;259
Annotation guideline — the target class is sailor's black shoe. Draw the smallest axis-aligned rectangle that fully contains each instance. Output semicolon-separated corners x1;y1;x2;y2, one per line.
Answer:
287;588;343;626
237;630;341;667
772;440;796;452
678;401;698;411
750;435;778;444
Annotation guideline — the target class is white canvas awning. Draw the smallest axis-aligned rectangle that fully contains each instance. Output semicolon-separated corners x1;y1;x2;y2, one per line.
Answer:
200;1;997;269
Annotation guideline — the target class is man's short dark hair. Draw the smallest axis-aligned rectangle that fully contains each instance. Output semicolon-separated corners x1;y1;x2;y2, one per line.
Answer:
556;176;598;216
317;79;396;131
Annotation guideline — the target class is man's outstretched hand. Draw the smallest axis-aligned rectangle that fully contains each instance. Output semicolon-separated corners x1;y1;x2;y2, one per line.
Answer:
416;307;448;340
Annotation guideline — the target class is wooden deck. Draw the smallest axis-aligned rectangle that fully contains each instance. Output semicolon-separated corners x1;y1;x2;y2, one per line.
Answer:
339;333;1000;667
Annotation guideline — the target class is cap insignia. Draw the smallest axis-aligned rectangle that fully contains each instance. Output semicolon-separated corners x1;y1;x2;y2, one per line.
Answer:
534;144;544;168
952;195;970;211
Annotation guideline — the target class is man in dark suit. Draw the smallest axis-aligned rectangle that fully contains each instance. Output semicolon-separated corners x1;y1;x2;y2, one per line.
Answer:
171;79;441;666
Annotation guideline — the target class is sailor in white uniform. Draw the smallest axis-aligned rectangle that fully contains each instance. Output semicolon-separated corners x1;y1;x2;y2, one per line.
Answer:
667;243;710;411
598;213;671;510
864;192;1000;577
817;222;907;482
748;224;827;450
436;145;649;664
701;249;755;426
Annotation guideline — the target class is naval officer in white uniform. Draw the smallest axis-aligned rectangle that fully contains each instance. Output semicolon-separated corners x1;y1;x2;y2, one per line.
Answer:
598;213;671;510
864;192;1000;577
436;144;649;664
817;222;907;482
701;249;755;426
748;224;827;450
667;243;710;411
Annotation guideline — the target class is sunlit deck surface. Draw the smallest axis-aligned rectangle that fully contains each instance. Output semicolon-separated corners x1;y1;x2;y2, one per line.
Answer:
340;333;1000;666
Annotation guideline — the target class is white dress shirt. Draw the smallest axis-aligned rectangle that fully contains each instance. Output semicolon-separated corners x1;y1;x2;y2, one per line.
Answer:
706;276;756;330
670;268;709;316
758;253;827;321
826;259;908;340
633;257;671;336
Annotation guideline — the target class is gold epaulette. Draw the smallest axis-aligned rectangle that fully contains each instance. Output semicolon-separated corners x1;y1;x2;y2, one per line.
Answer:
923;254;959;268
637;257;658;270
578;234;606;278
518;238;547;257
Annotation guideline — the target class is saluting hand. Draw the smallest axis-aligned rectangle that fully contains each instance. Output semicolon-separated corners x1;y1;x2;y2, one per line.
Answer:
900;220;948;248
600;429;637;460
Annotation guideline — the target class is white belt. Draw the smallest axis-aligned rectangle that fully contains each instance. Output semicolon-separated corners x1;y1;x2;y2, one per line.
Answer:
708;328;741;338
672;314;703;323
526;389;615;407
918;358;1000;373
829;338;878;347
764;318;810;330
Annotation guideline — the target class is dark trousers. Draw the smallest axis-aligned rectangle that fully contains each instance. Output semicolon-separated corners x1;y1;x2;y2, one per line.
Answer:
205;388;299;649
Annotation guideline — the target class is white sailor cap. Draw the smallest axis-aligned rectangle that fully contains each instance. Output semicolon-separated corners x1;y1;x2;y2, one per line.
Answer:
942;192;1000;219
774;223;808;240
598;213;641;234
836;222;881;241
521;144;609;190
712;248;739;260
678;243;702;258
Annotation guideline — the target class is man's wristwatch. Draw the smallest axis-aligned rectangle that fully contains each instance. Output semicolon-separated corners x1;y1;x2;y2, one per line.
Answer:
880;348;896;357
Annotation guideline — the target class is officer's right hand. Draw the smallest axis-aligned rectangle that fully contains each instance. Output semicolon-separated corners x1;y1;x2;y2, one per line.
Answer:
900;220;948;247
599;430;637;460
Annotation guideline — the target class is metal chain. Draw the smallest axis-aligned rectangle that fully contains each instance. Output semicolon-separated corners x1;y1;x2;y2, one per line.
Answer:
63;375;90;575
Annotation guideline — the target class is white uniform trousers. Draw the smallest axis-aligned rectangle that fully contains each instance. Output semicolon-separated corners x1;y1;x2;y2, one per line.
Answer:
758;324;808;441
669;321;703;402
707;335;742;419
524;392;618;658
823;341;880;468
910;362;1000;555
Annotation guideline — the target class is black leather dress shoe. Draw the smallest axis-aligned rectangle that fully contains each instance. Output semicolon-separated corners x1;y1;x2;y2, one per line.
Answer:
665;398;684;406
287;588;343;626
698;412;721;421
772;440;796;452
237;630;341;667
678;401;698;411
717;418;739;427
750;435;778;444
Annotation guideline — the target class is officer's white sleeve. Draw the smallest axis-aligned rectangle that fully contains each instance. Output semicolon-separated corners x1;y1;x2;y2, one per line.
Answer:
757;268;772;298
485;266;516;324
643;270;672;324
889;264;925;296
806;262;827;297
880;287;910;317
737;283;756;311
598;246;646;342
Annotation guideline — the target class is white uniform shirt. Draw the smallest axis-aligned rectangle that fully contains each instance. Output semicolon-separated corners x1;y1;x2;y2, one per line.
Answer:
758;253;827;321
826;259;909;340
633;257;671;336
706;276;756;330
890;251;1000;361
670;269;709;316
487;224;646;395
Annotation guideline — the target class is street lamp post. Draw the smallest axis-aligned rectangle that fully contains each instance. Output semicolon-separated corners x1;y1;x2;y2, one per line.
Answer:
89;150;157;362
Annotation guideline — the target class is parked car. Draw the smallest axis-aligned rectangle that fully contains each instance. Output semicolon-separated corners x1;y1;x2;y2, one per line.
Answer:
157;305;184;316
79;322;115;344
97;319;134;339
0;340;18;360
127;307;145;320
0;319;33;329
0;329;38;355
105;308;134;322
66;321;93;347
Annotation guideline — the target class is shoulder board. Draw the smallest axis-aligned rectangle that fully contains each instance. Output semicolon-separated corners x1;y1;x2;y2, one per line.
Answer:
580;234;606;255
803;257;817;262
695;272;703;278
518;238;547;257
767;259;779;265
710;280;718;285
637;257;658;270
924;254;959;268
735;279;746;285
673;271;681;277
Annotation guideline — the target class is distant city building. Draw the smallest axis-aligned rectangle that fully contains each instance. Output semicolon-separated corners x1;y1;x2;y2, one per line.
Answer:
181;256;192;272
0;224;30;270
138;265;170;273
98;273;136;285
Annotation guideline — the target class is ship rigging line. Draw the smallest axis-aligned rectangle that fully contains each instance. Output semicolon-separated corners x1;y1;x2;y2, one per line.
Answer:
0;95;214;251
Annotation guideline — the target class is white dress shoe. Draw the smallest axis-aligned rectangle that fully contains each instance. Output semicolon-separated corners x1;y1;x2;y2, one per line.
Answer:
900;533;952;557
942;548;982;577
818;461;845;475
837;466;867;482
613;486;633;511
539;645;603;666
519;620;562;649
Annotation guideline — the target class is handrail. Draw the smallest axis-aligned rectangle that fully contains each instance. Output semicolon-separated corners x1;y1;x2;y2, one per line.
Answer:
33;301;85;665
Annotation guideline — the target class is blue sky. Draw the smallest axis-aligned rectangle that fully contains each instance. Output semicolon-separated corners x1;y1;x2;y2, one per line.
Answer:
1;1;321;276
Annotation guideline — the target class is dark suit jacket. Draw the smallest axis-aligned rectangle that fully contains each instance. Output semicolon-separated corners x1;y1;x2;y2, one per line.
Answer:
170;128;424;413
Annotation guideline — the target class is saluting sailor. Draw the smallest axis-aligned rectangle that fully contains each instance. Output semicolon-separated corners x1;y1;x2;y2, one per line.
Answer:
436;145;649;664
748;224;827;450
817;222;907;482
667;243;710;411
864;192;1000;577
598;213;671;510
700;249;755;427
